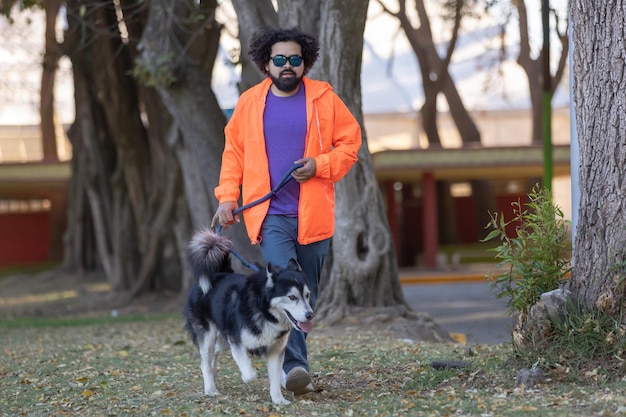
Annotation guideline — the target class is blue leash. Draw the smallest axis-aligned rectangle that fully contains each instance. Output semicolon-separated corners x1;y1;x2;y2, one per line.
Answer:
217;163;304;272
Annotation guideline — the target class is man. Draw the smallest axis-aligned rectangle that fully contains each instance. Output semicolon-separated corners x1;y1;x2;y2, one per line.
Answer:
211;27;361;395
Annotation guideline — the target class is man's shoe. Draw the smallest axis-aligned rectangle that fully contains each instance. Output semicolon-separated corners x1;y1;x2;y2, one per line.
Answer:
285;367;315;395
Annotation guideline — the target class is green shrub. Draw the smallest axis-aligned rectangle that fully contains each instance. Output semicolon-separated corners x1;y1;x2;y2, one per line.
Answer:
482;185;571;316
483;187;626;379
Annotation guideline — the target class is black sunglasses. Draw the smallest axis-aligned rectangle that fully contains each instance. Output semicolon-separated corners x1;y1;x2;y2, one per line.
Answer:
270;55;303;67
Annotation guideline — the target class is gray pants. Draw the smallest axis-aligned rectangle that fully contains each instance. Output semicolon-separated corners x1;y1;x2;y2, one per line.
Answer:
260;214;330;374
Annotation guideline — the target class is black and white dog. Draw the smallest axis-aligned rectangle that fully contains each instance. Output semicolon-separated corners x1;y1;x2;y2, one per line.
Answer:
184;228;314;405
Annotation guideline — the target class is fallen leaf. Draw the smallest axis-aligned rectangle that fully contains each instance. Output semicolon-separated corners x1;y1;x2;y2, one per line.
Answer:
449;333;467;343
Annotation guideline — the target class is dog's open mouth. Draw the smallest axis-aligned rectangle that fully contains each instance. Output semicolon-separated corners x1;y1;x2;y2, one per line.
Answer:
284;311;313;333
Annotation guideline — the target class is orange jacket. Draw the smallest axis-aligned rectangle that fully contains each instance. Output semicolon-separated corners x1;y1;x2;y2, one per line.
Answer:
215;77;362;245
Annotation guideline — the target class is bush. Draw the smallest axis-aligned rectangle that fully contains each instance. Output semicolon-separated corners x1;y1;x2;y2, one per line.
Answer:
483;186;626;380
482;185;571;316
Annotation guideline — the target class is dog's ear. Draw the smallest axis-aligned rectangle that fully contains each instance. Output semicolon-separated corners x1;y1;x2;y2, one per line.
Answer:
265;262;279;288
267;262;280;274
287;258;302;272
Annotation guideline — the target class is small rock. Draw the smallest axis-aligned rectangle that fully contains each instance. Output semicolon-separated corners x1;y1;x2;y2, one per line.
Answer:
515;367;544;388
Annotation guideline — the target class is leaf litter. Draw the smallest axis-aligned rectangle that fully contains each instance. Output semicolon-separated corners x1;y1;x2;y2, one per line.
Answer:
2;270;626;416
2;318;626;416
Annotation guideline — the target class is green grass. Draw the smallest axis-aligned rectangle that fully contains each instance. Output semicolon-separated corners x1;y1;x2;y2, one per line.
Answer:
0;262;61;277
439;242;499;264
2;318;626;416
0;312;178;329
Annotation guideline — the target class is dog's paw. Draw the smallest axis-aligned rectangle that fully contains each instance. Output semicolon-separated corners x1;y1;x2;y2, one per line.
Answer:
271;395;291;405
241;370;257;384
204;388;221;396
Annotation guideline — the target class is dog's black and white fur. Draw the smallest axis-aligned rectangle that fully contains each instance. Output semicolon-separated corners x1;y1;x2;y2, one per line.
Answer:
184;228;314;405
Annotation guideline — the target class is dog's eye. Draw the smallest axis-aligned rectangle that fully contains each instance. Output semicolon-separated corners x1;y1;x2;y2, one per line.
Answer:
289;295;298;301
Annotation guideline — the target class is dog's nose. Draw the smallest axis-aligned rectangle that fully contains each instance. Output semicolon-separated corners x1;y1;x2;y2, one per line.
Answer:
306;311;314;321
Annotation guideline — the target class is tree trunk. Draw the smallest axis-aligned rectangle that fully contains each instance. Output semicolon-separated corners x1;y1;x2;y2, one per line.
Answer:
441;71;481;145
568;0;626;315
277;0;320;36
63;33;117;278
420;83;442;147
514;0;569;145
139;0;264;278
292;0;410;326
63;0;191;295
41;0;63;162
231;0;276;93
384;0;481;147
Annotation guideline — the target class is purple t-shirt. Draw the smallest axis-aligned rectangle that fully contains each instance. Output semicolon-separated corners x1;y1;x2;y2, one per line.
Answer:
263;86;307;215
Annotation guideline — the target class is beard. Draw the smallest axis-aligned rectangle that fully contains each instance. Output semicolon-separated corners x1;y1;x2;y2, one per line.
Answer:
269;70;303;93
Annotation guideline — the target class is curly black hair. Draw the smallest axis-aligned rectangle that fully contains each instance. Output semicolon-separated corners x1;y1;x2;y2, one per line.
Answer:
249;27;319;75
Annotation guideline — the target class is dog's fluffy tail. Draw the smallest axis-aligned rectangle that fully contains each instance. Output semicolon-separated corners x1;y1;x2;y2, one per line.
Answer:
188;228;233;294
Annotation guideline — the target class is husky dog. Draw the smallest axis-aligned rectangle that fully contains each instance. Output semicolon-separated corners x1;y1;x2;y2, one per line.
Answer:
184;229;314;405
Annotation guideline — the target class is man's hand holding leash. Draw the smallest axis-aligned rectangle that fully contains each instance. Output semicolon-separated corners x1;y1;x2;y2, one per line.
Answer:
292;158;316;183
212;201;240;229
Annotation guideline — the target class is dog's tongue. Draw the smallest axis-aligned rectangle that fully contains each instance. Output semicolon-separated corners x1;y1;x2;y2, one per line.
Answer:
299;321;314;333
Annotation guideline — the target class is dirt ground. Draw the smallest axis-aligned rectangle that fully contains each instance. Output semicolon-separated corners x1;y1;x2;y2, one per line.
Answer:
0;267;451;343
0;268;183;320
